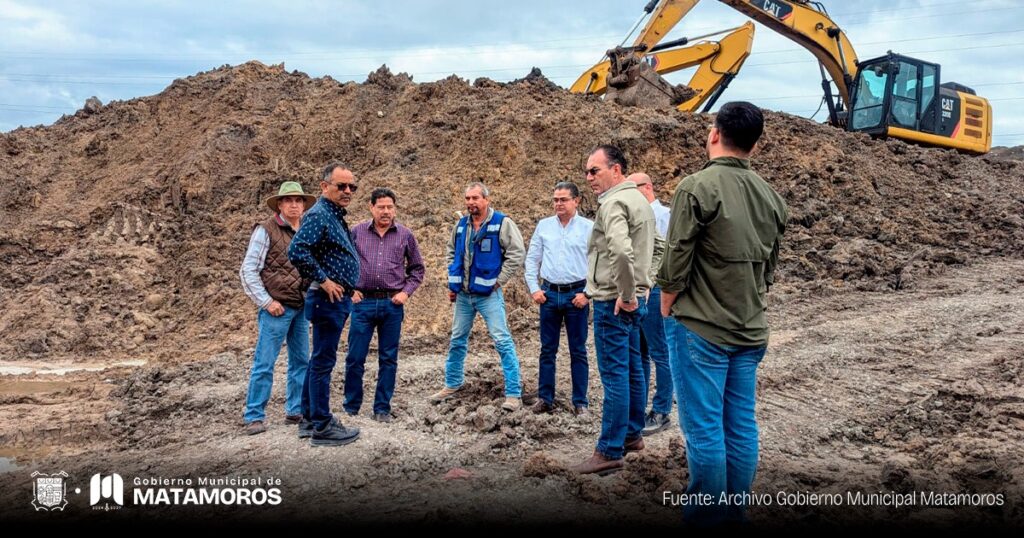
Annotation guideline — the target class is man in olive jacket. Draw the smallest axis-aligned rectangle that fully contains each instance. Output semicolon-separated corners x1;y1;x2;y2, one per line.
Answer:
571;144;656;475
657;101;788;525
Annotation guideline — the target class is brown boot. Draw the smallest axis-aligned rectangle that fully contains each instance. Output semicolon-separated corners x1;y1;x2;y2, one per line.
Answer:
570;451;624;475
243;421;266;436
624;435;645;454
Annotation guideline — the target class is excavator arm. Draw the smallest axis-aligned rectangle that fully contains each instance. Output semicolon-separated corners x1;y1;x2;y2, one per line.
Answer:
570;23;754;113
631;0;702;53
717;0;858;124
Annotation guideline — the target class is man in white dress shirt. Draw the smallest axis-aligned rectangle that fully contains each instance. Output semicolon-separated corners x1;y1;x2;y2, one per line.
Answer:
524;181;594;415
628;172;675;435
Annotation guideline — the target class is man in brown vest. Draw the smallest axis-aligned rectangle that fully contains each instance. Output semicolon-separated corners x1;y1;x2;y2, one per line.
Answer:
239;181;316;435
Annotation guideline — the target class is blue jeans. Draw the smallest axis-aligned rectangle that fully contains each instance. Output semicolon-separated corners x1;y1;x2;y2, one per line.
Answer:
303;289;352;431
344;298;404;414
592;297;647;459
243;305;309;423
537;284;589;408
668;319;766;526
444;289;521;397
640;286;673;414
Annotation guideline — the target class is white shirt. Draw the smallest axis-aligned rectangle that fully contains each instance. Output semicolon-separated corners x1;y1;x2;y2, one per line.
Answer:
239;226;273;309
651;198;671;238
524;212;594;294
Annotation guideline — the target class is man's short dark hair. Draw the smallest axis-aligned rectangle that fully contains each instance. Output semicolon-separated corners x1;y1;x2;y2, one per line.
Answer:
553;181;580;199
714;101;763;153
321;161;349;182
370;188;397;206
592;144;628;175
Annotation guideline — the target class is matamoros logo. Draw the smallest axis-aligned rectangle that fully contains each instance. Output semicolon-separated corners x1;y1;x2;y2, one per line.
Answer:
31;470;283;510
131;475;283;506
90;473;124;510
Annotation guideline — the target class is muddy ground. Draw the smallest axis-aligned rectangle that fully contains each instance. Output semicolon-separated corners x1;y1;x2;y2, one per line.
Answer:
2;259;1021;528
0;62;1022;528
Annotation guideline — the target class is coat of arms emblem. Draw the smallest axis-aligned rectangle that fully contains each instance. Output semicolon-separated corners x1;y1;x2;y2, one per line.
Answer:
31;471;69;511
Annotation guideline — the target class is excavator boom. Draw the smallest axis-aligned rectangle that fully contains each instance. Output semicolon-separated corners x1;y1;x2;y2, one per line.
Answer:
717;0;857;123
631;0;701;51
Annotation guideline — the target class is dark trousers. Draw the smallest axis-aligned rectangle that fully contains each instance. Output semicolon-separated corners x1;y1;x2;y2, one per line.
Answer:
302;289;352;431
344;297;404;414
537;284;589;407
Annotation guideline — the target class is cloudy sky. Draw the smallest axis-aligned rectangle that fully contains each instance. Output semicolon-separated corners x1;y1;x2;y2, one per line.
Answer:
2;0;1022;146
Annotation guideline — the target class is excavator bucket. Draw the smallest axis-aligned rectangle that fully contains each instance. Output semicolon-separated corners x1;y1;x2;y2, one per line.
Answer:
603;50;696;108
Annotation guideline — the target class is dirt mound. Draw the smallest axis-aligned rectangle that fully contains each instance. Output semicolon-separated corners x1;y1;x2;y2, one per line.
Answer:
988;145;1024;162
0;60;1021;365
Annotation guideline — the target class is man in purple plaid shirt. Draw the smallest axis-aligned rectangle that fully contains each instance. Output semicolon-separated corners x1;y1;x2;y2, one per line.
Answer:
343;188;425;422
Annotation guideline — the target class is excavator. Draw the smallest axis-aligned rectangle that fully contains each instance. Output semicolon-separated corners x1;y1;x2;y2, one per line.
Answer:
572;0;992;154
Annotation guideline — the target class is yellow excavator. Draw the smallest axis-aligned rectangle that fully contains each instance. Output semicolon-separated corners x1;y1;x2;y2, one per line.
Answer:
574;0;992;154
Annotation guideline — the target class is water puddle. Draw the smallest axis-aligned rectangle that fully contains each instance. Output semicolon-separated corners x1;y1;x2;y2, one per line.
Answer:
0;360;146;376
0;380;77;396
0;457;19;473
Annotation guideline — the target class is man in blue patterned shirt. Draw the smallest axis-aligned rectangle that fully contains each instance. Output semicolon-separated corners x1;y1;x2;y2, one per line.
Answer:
287;161;362;447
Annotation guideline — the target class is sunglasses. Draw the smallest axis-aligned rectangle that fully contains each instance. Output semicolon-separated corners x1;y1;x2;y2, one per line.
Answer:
332;183;358;192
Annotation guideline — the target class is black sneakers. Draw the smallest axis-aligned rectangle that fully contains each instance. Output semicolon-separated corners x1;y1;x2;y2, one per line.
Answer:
310;418;360;447
641;411;672;436
297;418;314;439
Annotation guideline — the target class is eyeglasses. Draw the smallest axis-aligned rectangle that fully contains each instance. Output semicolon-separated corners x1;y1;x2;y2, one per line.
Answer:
332;183;358;192
585;167;604;177
635;182;652;188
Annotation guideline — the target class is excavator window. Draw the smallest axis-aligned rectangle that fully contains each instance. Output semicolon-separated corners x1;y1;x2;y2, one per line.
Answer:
850;66;888;131
891;61;919;129
919;64;938;131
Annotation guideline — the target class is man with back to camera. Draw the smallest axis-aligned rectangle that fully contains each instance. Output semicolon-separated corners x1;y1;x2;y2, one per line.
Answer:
658;101;788;525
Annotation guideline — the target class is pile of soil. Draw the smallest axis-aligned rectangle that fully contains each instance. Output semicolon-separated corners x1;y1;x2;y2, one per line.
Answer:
0;61;1020;365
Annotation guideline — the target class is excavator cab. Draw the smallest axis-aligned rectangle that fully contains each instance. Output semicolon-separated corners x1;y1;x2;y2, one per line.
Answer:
849;53;991;153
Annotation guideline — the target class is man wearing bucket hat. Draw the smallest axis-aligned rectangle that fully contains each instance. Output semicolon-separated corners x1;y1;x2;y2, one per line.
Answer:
239;181;317;435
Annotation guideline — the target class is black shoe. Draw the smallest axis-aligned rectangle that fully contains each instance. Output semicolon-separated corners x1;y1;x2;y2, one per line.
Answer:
310;420;360;447
531;400;554;414
372;412;394;423
344;409;358;417
641;411;671;436
297;418;315;439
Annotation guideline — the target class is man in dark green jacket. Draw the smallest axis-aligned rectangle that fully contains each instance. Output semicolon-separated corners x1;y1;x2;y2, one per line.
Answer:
657;101;788;526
